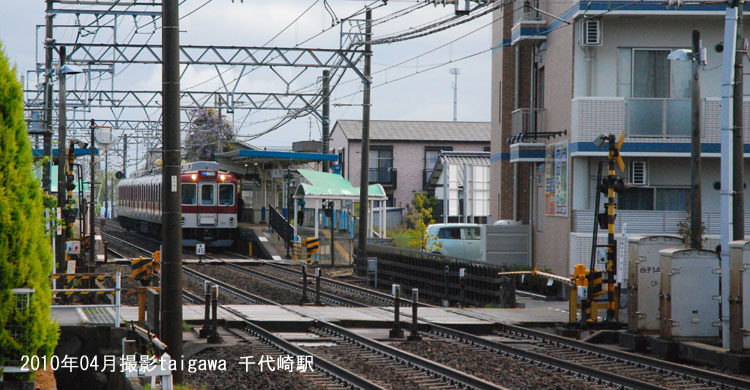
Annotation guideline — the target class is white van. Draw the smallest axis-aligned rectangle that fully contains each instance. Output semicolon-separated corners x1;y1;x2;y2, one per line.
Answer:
426;223;486;261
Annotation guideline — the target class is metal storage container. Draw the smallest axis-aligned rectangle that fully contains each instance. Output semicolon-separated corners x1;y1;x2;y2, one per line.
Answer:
627;235;683;333
659;248;719;339
729;240;750;351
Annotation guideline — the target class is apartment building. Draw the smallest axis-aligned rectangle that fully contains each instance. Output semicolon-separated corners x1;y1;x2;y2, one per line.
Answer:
330;120;490;215
491;1;750;276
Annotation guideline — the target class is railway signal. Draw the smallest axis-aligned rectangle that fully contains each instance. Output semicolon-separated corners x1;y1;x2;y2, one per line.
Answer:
589;132;628;324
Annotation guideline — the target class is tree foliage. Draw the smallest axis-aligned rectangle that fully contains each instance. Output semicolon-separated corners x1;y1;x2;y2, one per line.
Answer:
406;192;442;252
0;43;58;379
183;108;234;162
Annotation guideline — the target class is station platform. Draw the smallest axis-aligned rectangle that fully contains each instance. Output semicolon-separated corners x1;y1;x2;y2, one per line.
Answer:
53;303;569;327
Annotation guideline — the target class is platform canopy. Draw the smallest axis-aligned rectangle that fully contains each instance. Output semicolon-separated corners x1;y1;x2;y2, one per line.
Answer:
218;149;338;165
295;169;386;201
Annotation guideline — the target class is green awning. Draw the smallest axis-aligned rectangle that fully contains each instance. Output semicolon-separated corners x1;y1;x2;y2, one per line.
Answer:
36;166;91;193
296;169;386;200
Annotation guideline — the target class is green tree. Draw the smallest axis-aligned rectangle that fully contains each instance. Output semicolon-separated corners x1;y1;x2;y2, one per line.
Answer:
183;108;234;161
407;192;442;252
0;43;58;379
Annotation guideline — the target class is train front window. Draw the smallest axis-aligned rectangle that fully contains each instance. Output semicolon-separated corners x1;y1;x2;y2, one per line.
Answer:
201;184;215;205
219;184;234;206
182;184;196;205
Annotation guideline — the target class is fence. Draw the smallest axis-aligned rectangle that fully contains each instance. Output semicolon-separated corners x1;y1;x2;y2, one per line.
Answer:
50;272;122;327
355;245;515;307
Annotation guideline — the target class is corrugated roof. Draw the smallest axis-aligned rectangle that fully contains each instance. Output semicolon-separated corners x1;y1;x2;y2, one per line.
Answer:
333;120;490;142
296;169;386;200
428;151;491;186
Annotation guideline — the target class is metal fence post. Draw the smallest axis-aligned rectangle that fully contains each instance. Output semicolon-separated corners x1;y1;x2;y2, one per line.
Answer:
389;284;404;338
114;272;121;327
208;285;222;344
314;267;321;305
459;268;466;308
200;282;211;338
443;265;450;307
301;264;308;304
408;288;421;341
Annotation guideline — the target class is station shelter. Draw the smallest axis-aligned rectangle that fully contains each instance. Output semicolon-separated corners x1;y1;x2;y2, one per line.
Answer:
292;169;388;241
215;149;339;224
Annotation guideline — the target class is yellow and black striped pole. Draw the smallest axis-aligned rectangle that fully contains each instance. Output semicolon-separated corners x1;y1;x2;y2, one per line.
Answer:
305;238;320;265
605;133;625;323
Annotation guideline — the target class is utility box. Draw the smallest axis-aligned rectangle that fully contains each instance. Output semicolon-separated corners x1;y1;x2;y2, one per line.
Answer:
659;248;719;339
729;240;750;351
627;235;683;333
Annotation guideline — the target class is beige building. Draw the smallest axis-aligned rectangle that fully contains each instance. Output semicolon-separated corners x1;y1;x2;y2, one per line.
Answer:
491;1;750;276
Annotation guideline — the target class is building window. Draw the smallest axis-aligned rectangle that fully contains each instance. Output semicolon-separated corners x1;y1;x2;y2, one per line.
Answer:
629;49;691;137
617;187;689;211
369;146;393;184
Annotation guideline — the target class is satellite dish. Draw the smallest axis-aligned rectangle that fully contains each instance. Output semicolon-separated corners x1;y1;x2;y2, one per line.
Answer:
115;171;125;180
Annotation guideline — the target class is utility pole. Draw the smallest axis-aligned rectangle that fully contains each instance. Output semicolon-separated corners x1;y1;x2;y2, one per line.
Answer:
43;0;54;193
161;0;183;382
322;69;331;172
690;30;703;249
104;149;108;218
122;133;128;177
450;68;460;121
733;2;744;243
719;4;739;350
89;120;96;266
55;46;68;273
357;9;372;263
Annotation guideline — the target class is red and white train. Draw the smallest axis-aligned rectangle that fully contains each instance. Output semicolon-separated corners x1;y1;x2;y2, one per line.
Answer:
117;161;238;248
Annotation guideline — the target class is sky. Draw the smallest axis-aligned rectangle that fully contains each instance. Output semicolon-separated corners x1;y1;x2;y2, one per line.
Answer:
0;0;493;170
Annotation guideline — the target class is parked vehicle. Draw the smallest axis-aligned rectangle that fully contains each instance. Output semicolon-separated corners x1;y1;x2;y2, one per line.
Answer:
426;223;486;261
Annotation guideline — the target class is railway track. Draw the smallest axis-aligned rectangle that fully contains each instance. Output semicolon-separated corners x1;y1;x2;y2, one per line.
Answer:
229;319;385;390
424;323;750;390
217;252;432;308
103;232;750;389
260;261;432;308
302;321;507;390
182;266;280;305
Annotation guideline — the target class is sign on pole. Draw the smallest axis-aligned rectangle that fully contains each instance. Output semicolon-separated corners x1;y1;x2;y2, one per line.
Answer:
195;243;205;256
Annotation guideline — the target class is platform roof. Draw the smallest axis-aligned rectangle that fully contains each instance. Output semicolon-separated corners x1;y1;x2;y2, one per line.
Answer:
295;169;386;201
218;149;337;164
32;148;100;158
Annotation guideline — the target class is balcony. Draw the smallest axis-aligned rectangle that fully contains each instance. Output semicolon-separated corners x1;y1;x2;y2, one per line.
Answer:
513;0;543;25
569;97;750;146
511;0;546;46
628;98;690;138
511;107;545;137
369;167;397;188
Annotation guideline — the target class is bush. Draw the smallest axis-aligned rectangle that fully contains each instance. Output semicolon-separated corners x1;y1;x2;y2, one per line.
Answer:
0;42;58;379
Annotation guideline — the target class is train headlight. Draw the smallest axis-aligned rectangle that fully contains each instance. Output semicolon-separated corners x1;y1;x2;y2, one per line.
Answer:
191;174;197;181
220;174;226;181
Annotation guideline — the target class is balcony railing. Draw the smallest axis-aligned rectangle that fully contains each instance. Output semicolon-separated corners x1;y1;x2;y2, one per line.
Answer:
368;167;397;187
628;98;690;137
511;107;545;137
513;0;542;24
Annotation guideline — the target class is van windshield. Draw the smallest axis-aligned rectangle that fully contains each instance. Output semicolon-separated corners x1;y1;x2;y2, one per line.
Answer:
438;227;461;239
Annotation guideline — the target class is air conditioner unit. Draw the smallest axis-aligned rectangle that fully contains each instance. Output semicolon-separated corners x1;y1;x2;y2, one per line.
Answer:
582;20;602;46
630;161;647;186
